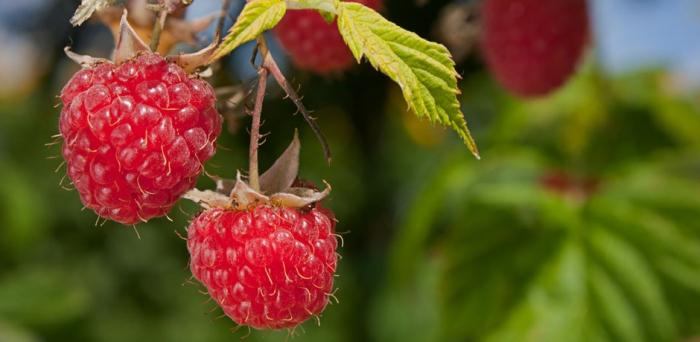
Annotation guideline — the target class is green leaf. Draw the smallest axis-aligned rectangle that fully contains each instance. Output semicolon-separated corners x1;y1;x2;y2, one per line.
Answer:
651;87;700;147
0;268;91;327
370;258;441;342
486;241;589;342
286;0;338;22
657;256;700;294
382;151;700;341
336;2;479;157
319;10;336;23
287;0;339;14
444;229;564;339
589;263;645;342
0;164;47;258
0;321;38;342
589;227;677;340
388;160;475;285
212;0;287;60
70;0;116;26
591;197;700;276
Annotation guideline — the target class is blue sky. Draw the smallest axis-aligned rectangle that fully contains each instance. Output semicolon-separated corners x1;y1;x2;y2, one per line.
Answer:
592;0;700;85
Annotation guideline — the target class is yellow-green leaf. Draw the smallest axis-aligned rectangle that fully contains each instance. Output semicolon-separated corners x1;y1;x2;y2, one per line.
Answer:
288;0;339;14
212;0;287;61
337;2;479;157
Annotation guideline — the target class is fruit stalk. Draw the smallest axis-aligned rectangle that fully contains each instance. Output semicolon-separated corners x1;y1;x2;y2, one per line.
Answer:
149;9;168;51
248;64;268;191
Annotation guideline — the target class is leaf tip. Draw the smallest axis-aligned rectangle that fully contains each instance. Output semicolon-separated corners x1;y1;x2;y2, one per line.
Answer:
464;135;480;159
472;149;481;160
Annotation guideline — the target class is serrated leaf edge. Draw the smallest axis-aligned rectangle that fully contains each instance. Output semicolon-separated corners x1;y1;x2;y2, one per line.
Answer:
337;2;479;158
211;0;287;61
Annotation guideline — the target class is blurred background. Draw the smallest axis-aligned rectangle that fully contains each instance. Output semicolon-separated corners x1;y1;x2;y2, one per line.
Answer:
2;0;700;341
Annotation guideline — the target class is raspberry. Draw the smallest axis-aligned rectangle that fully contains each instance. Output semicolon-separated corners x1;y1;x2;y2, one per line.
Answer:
540;170;600;199
187;204;337;329
59;53;222;224
480;0;589;97
273;0;381;73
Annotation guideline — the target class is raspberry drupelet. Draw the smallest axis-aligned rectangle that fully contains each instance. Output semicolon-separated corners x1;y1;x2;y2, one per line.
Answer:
187;203;337;329
183;133;338;330
480;0;589;97
273;0;382;73
59;13;222;224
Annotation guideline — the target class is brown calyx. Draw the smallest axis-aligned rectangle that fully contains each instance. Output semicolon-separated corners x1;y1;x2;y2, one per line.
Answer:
66;10;217;74
183;132;332;211
96;0;219;55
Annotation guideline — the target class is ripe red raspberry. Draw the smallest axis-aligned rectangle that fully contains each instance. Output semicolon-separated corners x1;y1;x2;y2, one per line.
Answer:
540;170;600;199
59;53;221;224
480;0;589;97
273;0;381;73
187;204;337;329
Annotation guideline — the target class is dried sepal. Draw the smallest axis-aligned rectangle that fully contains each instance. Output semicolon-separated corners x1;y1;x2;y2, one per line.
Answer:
183;134;331;211
186;177;331;211
64;47;109;67
229;172;270;209
259;131;300;195
96;2;154;45
114;10;150;65
167;40;218;74
183;189;232;209
98;3;217;55
270;182;332;207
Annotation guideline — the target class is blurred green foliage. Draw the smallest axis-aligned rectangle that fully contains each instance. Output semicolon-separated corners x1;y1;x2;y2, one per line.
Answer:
376;61;700;341
2;3;700;341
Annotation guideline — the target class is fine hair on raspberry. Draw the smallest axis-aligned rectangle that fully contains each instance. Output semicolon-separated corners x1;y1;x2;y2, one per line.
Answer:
187;204;338;329
59;53;222;224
